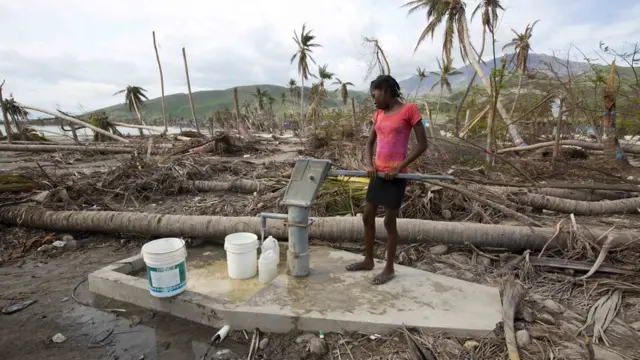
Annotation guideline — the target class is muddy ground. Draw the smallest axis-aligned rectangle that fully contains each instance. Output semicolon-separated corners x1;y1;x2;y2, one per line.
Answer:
3;135;640;360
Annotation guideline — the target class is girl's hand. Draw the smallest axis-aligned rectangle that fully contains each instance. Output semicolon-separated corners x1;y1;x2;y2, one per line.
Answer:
384;167;400;180
366;166;376;179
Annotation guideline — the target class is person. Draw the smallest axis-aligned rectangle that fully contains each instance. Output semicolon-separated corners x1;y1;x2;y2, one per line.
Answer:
346;75;428;285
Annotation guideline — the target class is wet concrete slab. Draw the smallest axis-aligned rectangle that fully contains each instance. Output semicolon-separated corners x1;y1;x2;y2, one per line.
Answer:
89;246;501;337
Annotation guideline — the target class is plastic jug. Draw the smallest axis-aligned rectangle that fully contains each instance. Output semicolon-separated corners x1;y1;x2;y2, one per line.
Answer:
261;236;280;264
258;250;278;284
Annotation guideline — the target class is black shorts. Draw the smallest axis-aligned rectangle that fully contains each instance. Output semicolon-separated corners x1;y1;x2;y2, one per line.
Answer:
365;177;407;209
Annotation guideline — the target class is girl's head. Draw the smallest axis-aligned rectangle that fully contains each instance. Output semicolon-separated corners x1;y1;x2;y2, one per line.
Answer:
370;75;403;110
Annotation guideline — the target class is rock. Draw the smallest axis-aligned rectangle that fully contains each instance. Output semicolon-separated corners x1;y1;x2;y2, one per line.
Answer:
259;338;269;350
441;339;462;355
429;245;448;255
212;349;239;360
463;340;480;351
537;312;556;325
458;270;477;282
62;234;74;242
543;299;566;314
307;338;328;355
441;209;452;219
416;262;433;272
478;256;492;267
515;330;531;347
52;333;66;343
631;321;640;331
514;322;525;330
295;333;316;344
516;306;535;323
52;241;66;248
450;253;470;265
37;244;54;252
432;263;449;271
436;269;458;278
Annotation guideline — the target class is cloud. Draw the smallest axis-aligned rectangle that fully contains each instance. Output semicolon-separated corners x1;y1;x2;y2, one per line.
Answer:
1;0;639;112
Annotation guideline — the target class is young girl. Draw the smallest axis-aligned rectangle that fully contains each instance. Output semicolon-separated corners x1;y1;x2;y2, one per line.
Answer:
346;75;428;285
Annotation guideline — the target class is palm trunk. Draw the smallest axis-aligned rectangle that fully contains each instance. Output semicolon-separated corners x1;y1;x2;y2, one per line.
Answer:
0;206;632;250
461;21;526;146
0;144;158;154
351;98;357;135
17;103;128;143
131;100;145;137
413;80;423;101
509;73;524;120
552;97;565;169
233;88;240;133
432;88;442;138
300;76;305;128
0;85;12;143
453;28;487;137
152;31;168;135
182;47;200;134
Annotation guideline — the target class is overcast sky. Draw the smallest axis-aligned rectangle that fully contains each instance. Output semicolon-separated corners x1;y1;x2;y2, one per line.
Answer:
2;0;639;114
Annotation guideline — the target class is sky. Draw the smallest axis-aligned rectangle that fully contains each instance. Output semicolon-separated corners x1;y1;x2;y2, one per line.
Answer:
2;0;640;114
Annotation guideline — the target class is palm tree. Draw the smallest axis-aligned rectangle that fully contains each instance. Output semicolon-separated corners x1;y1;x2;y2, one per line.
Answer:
291;24;321;122
503;20;539;118
287;78;298;100
403;0;527;146
430;58;462;133
266;93;276;122
414;67;428;99
317;64;334;89
113;86;148;136
253;87;269;113
332;78;354;106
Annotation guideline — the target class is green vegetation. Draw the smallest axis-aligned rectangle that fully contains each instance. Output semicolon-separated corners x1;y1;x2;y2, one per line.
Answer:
99;84;368;123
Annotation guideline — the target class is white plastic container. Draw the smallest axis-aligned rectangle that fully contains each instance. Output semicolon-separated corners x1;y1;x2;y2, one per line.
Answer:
224;232;259;279
258;250;278;284
261;236;280;264
141;238;188;298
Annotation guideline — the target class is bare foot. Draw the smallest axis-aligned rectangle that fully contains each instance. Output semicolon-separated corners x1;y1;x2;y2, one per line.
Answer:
372;269;395;285
345;260;374;272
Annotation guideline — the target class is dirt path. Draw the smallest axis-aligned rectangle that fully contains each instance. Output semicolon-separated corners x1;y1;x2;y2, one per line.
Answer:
0;238;251;360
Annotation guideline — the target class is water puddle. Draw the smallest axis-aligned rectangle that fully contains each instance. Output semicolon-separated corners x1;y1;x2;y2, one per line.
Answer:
60;290;248;359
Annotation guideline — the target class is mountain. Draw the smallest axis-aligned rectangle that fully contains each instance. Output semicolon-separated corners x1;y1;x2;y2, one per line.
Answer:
398;53;595;95
100;84;368;121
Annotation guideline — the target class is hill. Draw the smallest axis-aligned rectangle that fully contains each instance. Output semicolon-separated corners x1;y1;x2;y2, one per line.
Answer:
398;53;624;95
100;84;368;121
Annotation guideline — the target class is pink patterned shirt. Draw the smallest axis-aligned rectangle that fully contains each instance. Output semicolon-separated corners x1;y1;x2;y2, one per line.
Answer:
373;103;422;173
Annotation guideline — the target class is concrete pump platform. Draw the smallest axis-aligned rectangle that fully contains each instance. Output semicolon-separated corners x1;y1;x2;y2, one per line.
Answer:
88;246;501;337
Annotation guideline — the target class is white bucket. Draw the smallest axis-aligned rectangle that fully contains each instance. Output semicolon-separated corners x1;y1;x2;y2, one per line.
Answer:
224;232;259;279
141;238;187;298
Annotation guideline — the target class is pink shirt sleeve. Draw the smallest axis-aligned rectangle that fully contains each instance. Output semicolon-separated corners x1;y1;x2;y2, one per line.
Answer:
405;103;422;126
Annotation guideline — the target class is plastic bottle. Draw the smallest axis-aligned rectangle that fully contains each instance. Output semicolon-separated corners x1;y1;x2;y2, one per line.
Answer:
261;236;280;264
258;250;278;284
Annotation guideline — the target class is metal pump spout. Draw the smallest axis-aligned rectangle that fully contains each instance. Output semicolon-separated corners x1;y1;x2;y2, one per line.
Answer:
259;159;455;278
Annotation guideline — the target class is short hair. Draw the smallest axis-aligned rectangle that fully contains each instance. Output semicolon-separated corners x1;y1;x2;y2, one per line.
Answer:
370;75;403;99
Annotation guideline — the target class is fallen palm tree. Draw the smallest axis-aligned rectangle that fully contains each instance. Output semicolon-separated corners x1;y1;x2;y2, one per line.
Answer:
16;103;129;143
0;206;636;251
509;193;640;215
498;140;640;155
0;144;164;154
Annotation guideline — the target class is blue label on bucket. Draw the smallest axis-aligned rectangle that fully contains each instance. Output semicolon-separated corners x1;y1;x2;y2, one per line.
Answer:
146;262;187;294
